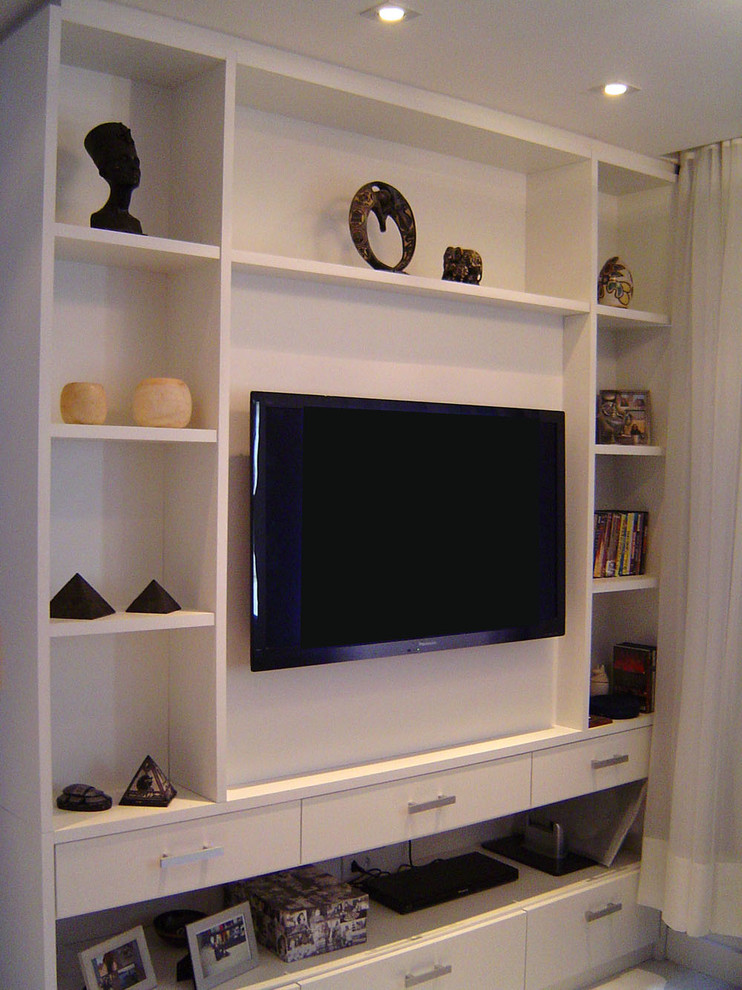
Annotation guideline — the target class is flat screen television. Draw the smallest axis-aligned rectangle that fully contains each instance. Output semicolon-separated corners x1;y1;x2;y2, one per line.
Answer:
250;391;565;671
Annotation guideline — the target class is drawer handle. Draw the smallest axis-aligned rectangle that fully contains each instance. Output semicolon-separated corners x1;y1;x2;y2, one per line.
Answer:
585;901;623;922
160;845;225;869
405;964;453;987
408;795;456;815
591;754;630;770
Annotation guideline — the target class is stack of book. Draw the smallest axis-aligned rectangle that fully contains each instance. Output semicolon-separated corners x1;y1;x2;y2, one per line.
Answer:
613;642;657;713
593;510;648;578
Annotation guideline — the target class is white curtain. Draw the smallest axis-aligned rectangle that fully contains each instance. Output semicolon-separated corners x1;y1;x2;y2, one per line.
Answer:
638;140;742;938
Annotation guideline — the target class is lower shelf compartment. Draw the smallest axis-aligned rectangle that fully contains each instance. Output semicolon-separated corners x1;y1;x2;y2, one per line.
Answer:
55;849;651;990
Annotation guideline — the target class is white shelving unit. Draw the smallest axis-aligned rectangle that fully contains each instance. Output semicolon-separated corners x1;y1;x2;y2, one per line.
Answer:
0;3;675;988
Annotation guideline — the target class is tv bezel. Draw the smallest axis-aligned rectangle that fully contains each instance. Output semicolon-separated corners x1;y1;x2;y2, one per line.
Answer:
250;391;566;671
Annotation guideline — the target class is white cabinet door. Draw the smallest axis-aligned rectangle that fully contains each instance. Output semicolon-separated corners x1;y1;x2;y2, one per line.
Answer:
299;910;525;990
531;727;651;806
302;755;531;862
55;802;301;918
524;869;659;990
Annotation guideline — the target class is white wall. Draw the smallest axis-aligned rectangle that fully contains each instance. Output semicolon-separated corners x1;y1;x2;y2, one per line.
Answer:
226;278;564;785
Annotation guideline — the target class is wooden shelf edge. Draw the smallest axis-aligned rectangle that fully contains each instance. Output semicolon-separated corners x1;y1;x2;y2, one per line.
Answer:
50;609;215;637
592;575;658;594
596;304;670;330
50;423;218;443
595;444;664;457
52;785;217;842
232;250;590;316
54;222;219;271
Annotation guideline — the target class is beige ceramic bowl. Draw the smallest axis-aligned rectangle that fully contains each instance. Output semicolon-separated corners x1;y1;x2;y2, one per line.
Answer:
132;377;192;428
60;382;107;425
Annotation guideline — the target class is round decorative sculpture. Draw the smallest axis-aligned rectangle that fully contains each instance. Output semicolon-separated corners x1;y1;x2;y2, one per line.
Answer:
133;377;192;428
349;181;416;273
84;121;143;235
598;256;633;307
60;381;107;425
442;246;483;284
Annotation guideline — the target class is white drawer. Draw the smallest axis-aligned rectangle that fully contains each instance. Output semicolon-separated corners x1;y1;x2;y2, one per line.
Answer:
524;870;659;990
531;727;651;807
299;909;526;990
302;754;531;863
55;802;300;918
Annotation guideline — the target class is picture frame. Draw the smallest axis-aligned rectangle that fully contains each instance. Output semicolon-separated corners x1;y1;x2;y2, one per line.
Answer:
79;925;157;990
186;902;260;989
596;389;651;445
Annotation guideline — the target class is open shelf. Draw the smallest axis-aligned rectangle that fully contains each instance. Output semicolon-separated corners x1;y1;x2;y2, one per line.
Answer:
597;305;670;331
593;575;659;595
52;784;216;841
50;609;215;638
51;423;217;443
56;850;644;990
54;223;219;273
595;444;664;457
231;250;590;317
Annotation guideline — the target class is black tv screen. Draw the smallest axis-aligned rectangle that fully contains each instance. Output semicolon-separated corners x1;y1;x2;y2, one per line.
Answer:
250;391;565;671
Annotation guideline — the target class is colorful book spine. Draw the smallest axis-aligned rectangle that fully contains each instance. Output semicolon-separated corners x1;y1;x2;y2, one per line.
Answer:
593;510;648;578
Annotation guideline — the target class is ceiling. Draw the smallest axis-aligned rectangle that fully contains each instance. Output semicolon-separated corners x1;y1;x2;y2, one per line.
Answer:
3;0;742;158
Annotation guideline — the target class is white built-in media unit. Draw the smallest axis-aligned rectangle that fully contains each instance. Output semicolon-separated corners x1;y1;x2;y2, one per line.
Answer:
0;1;675;987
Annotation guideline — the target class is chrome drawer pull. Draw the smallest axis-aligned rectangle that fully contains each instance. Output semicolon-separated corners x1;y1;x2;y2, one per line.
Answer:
585;901;623;922
405;964;453;986
160;845;225;869
591;754;630;770
408;795;456;815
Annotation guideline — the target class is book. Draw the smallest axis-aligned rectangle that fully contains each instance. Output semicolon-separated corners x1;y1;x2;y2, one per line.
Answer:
593;511;648;578
612;641;656;713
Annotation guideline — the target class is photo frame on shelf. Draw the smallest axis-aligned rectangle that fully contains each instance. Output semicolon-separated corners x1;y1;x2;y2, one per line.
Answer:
186;902;260;989
78;925;157;990
596;389;651;445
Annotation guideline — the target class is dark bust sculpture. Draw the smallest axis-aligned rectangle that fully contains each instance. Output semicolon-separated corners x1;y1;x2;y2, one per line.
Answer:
84;121;143;234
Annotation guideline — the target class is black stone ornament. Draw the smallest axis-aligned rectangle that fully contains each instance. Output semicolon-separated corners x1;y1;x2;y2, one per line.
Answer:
120;755;177;807
349;181;416;273
126;579;181;614
56;783;113;812
442;245;483;284
50;573;115;620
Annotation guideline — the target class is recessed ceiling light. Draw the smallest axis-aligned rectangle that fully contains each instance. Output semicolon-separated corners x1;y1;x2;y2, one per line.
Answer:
590;81;640;98
360;4;419;23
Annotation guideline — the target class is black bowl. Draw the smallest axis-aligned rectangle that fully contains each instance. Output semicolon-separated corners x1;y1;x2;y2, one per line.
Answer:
153;909;206;946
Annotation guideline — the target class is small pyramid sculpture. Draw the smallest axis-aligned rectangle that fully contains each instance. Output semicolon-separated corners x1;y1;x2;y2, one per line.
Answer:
119;754;177;807
50;572;115;620
126;579;181;614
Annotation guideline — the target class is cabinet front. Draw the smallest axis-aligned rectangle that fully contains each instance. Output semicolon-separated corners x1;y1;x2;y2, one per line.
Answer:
299;910;526;990
531;727;651;806
302;755;531;863
55;802;300;918
524;870;659;990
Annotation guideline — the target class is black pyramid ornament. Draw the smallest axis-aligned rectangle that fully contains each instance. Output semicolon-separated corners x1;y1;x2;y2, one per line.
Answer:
119;755;177;807
126;579;181;614
50;573;115;620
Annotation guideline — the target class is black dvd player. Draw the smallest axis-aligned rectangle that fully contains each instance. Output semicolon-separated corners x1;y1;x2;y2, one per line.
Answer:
360;851;519;914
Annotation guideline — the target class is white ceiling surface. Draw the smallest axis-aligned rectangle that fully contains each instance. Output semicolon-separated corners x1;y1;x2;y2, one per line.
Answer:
3;0;742;158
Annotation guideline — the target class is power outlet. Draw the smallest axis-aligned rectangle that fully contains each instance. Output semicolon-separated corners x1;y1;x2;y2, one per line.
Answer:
339;854;370;879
